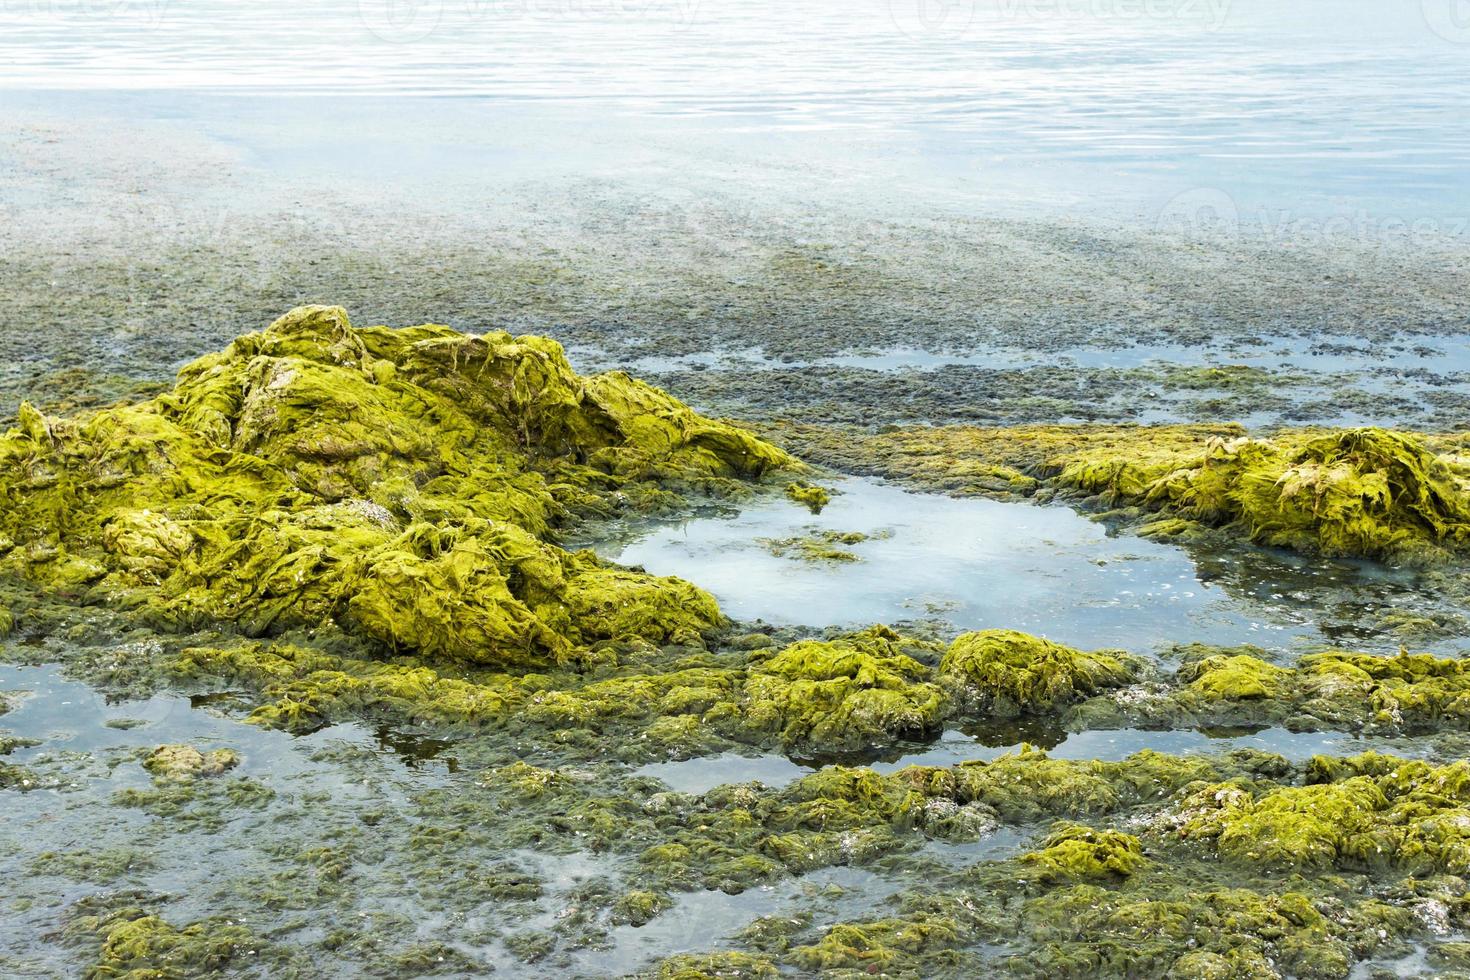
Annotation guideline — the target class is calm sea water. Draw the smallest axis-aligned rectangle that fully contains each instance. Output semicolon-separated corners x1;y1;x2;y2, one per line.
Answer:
2;0;1468;227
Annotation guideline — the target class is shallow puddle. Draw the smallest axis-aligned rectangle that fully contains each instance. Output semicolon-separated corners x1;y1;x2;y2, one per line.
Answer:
599;475;1415;655
634;726;1355;797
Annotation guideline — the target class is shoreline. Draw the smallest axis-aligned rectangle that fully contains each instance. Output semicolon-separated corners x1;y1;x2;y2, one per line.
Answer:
4;92;1469;434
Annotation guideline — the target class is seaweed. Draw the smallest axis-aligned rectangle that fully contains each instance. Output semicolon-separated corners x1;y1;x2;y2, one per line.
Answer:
939;629;1146;716
781;422;1470;564
0;306;795;670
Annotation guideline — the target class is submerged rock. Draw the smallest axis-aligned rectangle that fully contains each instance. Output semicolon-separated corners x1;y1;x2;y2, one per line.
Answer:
0;306;793;669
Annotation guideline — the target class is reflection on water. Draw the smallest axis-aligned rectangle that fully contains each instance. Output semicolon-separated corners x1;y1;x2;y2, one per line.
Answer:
599;475;1424;654
634;725;1353;795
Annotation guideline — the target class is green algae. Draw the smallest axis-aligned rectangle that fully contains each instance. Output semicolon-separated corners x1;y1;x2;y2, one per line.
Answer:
10;309;1470;977
31;848;155;885
1175;752;1470;874
758;529;872;563
75;908;264;980
778;422;1470;565
649;951;780;979
939;629;1147;716
141;744;239;782
172;625;951;760
1176;652;1290;700
735;626;947;757
784;481;831;514
1074;645;1470;737
1018;822;1146;882
0;305;794;670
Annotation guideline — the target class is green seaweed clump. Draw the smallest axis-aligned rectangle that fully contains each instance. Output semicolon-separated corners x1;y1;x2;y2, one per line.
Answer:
1058;427;1470;564
1175;753;1470;873
649;951;780;979
1018;823;1146;882
939;629;1144;716
141;744;239;782
77;908;261;980
788;916;961;973
0;306;794;669
784;481;831;514
734;626;947;755
759;529;869;563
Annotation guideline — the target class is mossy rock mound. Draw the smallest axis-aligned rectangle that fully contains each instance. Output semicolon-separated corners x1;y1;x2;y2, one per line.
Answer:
818;422;1470;564
938;629;1145;716
733;625;948;756
1062;426;1470;564
0;306;792;668
1177;752;1470;874
1019;822;1147;882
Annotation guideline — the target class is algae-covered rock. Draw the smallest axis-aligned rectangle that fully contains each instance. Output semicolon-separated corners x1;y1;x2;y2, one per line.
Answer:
734;626;948;756
1176;753;1470;874
1007;884;1389;980
802;422;1470;564
1057;426;1470;563
1078;646;1470;737
141;744;239;781
1176;653;1289;700
788;916;960;972
939;629;1145;716
1019;822;1146;882
0;306;794;668
613;889;675;927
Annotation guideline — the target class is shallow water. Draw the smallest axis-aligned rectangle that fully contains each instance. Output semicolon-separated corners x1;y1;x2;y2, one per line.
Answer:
598;475;1423;654
3;0;1468;228
0;662;1031;975
635;726;1354;795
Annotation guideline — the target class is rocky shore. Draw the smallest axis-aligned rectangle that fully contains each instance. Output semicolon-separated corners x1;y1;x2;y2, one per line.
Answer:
2;304;1470;977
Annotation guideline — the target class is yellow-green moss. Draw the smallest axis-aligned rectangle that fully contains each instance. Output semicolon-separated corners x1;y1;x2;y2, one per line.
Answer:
1019;823;1147;882
1176;753;1470;873
141;744;239;781
0;306;794;668
784;481;831;514
939;629;1144;716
